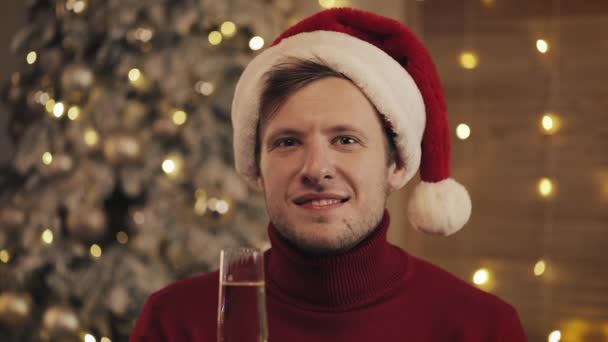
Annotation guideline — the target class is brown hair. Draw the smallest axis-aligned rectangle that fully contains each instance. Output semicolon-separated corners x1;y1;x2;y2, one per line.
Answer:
255;58;399;172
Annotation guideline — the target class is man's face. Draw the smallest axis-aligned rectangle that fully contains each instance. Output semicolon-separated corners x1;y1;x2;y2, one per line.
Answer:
257;77;406;255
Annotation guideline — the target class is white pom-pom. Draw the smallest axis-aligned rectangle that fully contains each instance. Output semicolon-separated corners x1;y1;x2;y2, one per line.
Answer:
407;178;472;236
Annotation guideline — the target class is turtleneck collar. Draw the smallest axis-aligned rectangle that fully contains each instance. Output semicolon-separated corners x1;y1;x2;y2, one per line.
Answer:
265;210;408;312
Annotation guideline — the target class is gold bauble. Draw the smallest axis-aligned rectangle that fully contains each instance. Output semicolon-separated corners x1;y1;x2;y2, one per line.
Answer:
60;63;95;104
66;207;107;242
103;134;142;165
0;292;33;326
42;305;80;338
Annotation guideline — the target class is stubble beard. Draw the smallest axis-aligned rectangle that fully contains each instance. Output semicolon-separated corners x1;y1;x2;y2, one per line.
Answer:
266;194;388;256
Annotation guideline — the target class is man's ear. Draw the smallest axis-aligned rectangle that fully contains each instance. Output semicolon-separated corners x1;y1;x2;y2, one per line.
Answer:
387;160;407;193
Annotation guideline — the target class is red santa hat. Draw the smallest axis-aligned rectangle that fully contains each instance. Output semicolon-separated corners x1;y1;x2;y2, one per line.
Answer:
231;8;471;236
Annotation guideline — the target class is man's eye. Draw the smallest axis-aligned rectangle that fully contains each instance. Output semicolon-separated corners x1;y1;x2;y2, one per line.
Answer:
334;136;358;145
275;138;299;147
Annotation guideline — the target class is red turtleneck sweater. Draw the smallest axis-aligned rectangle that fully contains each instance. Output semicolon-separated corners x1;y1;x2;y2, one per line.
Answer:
130;211;527;341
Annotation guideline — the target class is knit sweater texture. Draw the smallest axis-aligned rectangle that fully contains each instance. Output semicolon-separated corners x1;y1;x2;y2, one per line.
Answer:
130;211;527;341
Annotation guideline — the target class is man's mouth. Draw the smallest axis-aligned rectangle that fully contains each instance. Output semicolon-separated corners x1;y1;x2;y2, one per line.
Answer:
293;195;350;210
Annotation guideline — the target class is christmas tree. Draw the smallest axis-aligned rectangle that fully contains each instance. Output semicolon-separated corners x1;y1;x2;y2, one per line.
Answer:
0;0;289;340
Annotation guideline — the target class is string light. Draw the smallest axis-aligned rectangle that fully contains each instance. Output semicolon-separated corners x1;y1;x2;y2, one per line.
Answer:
162;154;183;178
133;211;145;225
473;268;490;285
536;39;549;54
45;99;56;114
220;21;237;38
548;330;561;342
53;102;65;118
249;36;265;51
90;244;102;258
128;68;142;83
26;51;37;64
195;81;214;96
67;106;80;120
541;113;561;135
319;0;336;8
66;0;87;13
41;229;54;244
208;31;222;45
116;231;129;244
538;177;554;198
84;128;99;147
459;51;479;69
172;110;187;125
534;259;546;276
84;333;96;342
42;152;53;165
481;0;496;7
456;123;471;140
100;338;112;342
0;249;10;263
216;199;230;214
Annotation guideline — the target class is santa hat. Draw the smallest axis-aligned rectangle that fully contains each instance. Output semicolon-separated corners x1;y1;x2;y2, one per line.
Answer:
231;8;471;236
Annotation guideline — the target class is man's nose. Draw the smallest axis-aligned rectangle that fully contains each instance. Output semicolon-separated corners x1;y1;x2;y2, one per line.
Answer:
299;140;334;187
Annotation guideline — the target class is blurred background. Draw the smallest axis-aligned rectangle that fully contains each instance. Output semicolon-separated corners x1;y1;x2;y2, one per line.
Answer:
0;0;606;341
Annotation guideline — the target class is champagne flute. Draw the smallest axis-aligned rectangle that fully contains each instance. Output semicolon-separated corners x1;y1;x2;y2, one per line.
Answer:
217;247;268;342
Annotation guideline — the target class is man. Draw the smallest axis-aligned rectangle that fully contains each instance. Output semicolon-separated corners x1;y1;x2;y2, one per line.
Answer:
131;8;527;341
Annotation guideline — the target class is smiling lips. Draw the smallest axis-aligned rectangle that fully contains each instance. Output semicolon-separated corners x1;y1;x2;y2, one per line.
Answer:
293;194;350;210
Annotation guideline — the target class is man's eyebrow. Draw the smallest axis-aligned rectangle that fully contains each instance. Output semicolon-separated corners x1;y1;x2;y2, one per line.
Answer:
323;125;365;134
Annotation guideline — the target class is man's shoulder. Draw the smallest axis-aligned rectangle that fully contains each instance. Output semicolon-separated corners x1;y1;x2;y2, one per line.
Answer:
407;254;518;316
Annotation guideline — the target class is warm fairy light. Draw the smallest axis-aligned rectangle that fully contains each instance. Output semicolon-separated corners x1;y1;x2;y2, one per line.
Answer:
162;154;183;177
0;249;10;263
473;268;490;285
134;27;153;42
220;21;237;38
459;51;479;69
67;106;80;120
100;338;111;342
194;198;207;215
66;0;87;13
538;178;554;197
90;244;102;258
133;211;145;225
84;128;99;147
456;123;471;140
249;36;265;51
548;330;561;342
319;0;336;8
41;229;54;244
84;333;96;342
128;68;142;82
216;199;230;214
42;152;53;165
207;197;218;212
26;51;37;64
116;231;129;244
37;91;50;105
541;113;561;135
481;0;495;7
172;110;187;125
208;31;223;45
534;259;546;276
46;99;56;114
537;39;549;54
162;159;176;174
195;81;215;96
53;102;65;118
